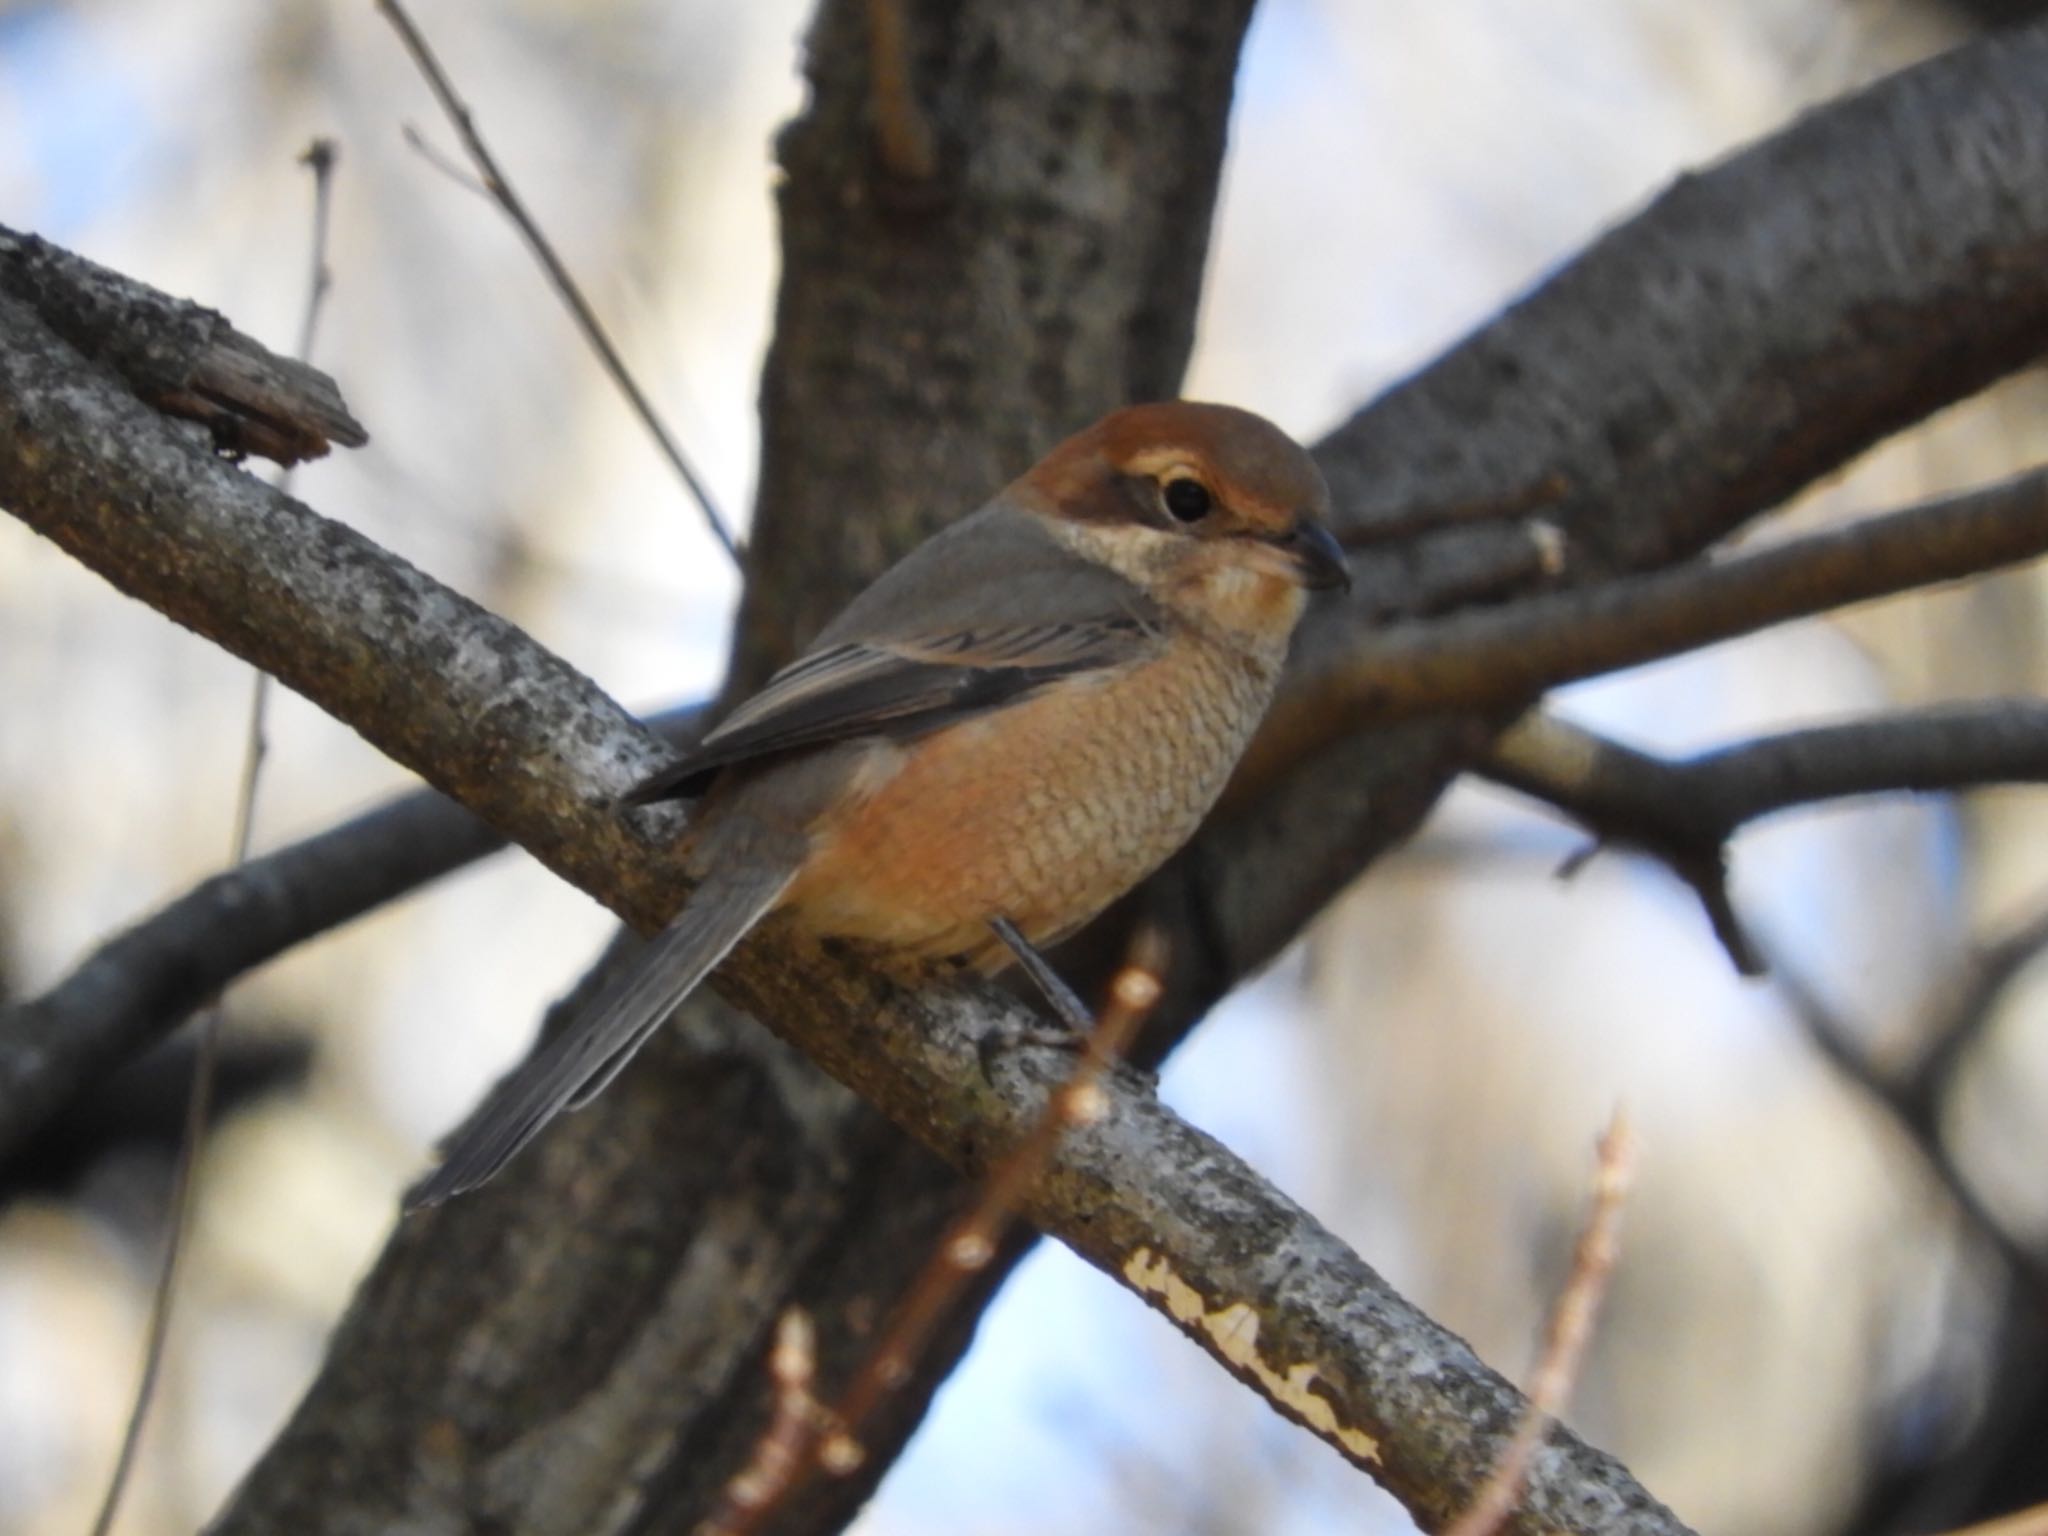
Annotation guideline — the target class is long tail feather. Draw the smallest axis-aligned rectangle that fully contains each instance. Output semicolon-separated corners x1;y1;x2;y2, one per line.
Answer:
405;860;796;1210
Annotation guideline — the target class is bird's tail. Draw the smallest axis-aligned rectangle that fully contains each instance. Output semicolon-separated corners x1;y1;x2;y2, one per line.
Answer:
404;854;797;1210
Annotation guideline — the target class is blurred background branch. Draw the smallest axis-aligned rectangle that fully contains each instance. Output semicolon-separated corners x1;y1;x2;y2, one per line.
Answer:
6;3;2048;1535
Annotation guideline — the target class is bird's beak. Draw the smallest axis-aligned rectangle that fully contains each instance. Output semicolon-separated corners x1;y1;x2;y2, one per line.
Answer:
1275;518;1351;592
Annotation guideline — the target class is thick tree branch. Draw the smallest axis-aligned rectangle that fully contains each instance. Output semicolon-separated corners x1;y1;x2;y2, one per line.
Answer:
0;223;366;466
17;451;2038;1162
19;443;2045;1169
12;14;2048;1536
0;274;1685;1534
1313;19;2048;584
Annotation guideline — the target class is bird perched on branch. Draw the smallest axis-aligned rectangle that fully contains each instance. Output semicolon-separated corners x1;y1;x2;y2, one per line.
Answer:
408;402;1347;1208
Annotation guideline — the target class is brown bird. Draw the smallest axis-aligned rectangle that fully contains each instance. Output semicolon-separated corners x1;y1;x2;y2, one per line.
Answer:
407;402;1346;1208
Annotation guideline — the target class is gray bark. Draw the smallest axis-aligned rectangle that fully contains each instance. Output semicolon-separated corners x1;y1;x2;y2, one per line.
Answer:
4;9;2048;1536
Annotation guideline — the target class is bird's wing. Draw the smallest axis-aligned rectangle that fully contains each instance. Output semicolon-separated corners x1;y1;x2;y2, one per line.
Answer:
626;504;1165;803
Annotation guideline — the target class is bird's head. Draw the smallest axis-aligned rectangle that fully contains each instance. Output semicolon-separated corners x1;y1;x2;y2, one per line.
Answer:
1016;401;1348;642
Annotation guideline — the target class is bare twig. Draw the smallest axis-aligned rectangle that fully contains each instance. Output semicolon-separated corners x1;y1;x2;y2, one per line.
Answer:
1898;904;2048;1145
399;122;491;198
373;0;741;563
1763;920;2048;1297
292;139;338;361
1444;1112;1637;1536
88;139;337;1536
1482;701;2048;975
823;927;1167;1464
703;927;1170;1536
699;1310;827;1536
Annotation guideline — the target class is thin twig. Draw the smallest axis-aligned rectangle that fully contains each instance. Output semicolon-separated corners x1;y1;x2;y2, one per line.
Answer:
293;139;338;361
374;0;741;564
1898;903;2048;1144
1481;702;2048;976
400;122;491;198
1763;933;2048;1297
698;926;1170;1536
824;926;1167;1460
704;1309;827;1533
87;139;337;1536
1443;1111;1637;1536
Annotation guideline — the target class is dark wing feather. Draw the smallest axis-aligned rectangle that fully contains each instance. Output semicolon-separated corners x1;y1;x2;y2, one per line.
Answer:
625;502;1166;804
402;852;795;1209
624;615;1156;804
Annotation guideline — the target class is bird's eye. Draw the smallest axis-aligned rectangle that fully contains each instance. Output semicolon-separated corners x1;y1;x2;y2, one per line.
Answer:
1161;477;1212;523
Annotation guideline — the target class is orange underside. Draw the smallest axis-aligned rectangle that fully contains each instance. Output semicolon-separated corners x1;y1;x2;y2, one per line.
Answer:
781;638;1265;969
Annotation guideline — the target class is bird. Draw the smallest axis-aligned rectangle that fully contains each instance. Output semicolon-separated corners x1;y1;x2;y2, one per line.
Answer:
406;401;1348;1208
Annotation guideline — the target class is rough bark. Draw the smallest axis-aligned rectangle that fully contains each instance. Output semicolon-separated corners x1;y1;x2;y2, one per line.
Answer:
0;284;1693;1533
1315;12;2048;584
734;0;1253;680
0;222;365;465
4;11;2048;1536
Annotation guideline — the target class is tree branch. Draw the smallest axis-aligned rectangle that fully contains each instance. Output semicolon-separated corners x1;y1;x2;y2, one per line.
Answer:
12;454;2045;1160
1314;20;2048;586
1481;703;2048;974
1245;470;2048;795
0;223;366;466
1765;938;2048;1298
14;13;2048;1534
374;0;740;561
0;270;1686;1534
0;703;701;1173
1897;904;2048;1146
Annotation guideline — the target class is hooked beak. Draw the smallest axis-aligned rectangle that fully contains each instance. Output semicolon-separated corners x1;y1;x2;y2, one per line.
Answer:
1275;517;1351;592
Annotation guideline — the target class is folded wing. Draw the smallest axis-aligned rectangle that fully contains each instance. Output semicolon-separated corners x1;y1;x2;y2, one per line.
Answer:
627;504;1165;803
